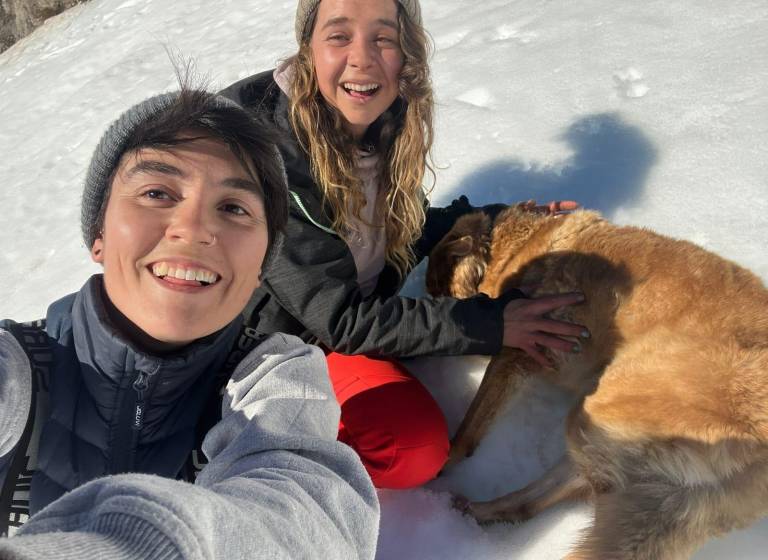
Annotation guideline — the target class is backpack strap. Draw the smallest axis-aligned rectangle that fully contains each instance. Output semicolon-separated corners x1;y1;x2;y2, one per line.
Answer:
0;320;51;537
181;325;266;481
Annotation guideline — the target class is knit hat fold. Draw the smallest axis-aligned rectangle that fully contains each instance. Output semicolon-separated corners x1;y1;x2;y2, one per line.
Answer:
294;0;422;43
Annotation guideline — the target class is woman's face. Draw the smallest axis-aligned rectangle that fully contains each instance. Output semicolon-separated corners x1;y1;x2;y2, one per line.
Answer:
310;0;404;139
91;137;268;349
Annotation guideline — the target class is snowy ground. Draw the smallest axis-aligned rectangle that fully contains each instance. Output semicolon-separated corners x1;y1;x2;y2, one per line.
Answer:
1;0;767;558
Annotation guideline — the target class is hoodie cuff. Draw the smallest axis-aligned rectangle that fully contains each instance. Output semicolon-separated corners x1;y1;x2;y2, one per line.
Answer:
0;513;182;560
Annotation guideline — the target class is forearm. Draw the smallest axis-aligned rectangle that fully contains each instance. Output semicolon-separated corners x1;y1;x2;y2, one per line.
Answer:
266;217;509;357
0;461;373;560
0;335;379;560
288;289;508;357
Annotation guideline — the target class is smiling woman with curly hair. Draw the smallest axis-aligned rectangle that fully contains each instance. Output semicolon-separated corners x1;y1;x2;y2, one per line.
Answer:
221;0;587;490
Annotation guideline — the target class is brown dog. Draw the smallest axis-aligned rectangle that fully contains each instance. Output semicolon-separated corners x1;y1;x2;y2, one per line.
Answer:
426;207;768;559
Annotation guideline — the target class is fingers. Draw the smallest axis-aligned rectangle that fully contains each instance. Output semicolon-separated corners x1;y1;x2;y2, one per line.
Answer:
521;344;553;368
547;200;579;213
516;200;580;215
531;333;581;354
516;200;546;212
531;319;588;339
518;334;580;369
502;292;590;359
521;331;583;368
506;292;586;317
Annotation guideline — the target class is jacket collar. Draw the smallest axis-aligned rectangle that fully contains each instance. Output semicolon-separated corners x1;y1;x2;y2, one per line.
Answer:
70;275;241;410
262;72;338;233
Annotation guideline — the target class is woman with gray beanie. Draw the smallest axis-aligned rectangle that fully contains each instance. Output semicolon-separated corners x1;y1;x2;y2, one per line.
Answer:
221;0;586;490
0;88;378;559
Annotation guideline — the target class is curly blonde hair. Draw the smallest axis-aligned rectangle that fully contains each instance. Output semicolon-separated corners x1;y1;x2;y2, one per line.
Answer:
288;4;435;278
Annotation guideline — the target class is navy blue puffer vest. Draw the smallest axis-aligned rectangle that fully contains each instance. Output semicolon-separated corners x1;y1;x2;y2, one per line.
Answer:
31;275;240;513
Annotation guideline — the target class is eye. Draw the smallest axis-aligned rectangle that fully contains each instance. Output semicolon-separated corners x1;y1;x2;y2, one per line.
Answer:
140;188;175;202
327;33;350;44
220;202;250;216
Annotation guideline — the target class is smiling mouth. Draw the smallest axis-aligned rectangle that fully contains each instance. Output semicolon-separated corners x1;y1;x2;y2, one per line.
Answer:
150;262;220;287
342;82;381;98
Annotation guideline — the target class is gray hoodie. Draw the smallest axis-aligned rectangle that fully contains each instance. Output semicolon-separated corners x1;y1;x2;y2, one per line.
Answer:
0;328;379;559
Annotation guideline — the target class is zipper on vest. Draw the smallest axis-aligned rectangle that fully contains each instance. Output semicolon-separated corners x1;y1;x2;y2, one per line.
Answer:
132;370;149;432
127;370;153;470
111;367;158;474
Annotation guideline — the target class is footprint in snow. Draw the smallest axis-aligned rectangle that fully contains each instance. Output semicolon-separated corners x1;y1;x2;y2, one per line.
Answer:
493;24;538;44
433;30;470;50
455;88;494;109
613;67;650;99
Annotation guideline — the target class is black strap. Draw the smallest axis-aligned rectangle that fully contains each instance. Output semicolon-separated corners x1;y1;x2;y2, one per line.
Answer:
181;325;265;481
0;320;50;537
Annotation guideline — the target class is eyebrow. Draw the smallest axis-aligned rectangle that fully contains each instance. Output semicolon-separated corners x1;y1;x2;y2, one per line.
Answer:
124;159;263;196
321;16;399;31
125;160;183;179
221;177;263;196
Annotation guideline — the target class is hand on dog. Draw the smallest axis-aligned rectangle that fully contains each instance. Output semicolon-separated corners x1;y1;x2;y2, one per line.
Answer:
515;200;580;216
502;293;589;367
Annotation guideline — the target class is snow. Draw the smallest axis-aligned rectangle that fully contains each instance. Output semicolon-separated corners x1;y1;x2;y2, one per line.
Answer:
1;0;767;558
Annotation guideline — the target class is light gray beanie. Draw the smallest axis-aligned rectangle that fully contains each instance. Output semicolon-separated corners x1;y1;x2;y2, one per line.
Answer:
81;90;289;274
295;0;422;43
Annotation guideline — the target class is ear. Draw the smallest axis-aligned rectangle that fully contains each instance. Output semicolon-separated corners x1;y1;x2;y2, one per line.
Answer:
91;238;104;264
447;235;475;257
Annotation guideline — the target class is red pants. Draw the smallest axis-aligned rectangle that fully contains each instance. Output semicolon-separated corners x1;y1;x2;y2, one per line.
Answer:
326;353;449;489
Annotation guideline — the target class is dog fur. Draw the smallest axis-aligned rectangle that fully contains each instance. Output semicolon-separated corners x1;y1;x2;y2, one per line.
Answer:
426;207;768;559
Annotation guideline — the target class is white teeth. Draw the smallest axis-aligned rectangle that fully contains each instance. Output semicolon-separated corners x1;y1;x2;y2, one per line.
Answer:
194;270;216;283
343;82;380;92
151;263;219;284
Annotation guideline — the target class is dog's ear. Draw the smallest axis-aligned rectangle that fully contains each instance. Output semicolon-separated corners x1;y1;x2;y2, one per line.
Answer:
446;235;475;257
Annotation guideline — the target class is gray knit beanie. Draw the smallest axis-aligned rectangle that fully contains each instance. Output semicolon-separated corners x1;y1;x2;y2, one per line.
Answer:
81;90;289;274
295;0;422;43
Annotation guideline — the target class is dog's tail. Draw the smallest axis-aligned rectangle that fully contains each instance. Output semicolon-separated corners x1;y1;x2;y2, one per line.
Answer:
572;457;768;560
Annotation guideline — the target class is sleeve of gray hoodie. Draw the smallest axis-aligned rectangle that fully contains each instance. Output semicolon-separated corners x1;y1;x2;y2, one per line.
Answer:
0;333;380;560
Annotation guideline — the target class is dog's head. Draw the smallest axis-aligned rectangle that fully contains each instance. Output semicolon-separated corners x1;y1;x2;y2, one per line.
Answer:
426;212;493;298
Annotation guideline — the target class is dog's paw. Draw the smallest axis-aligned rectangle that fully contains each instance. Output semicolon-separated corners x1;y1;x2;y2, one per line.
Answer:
452;496;535;526
451;494;473;516
452;499;506;526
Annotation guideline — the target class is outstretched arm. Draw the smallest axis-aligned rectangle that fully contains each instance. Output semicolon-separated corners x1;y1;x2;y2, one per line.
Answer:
0;334;379;560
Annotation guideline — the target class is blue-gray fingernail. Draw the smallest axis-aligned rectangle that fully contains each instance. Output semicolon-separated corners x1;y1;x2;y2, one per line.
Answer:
572;344;581;353
581;330;590;339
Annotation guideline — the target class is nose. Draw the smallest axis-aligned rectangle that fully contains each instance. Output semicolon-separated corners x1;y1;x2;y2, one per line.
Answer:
165;197;217;246
348;37;375;70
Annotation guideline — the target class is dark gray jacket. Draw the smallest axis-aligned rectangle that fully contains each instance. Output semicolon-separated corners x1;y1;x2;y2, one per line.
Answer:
221;71;520;358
